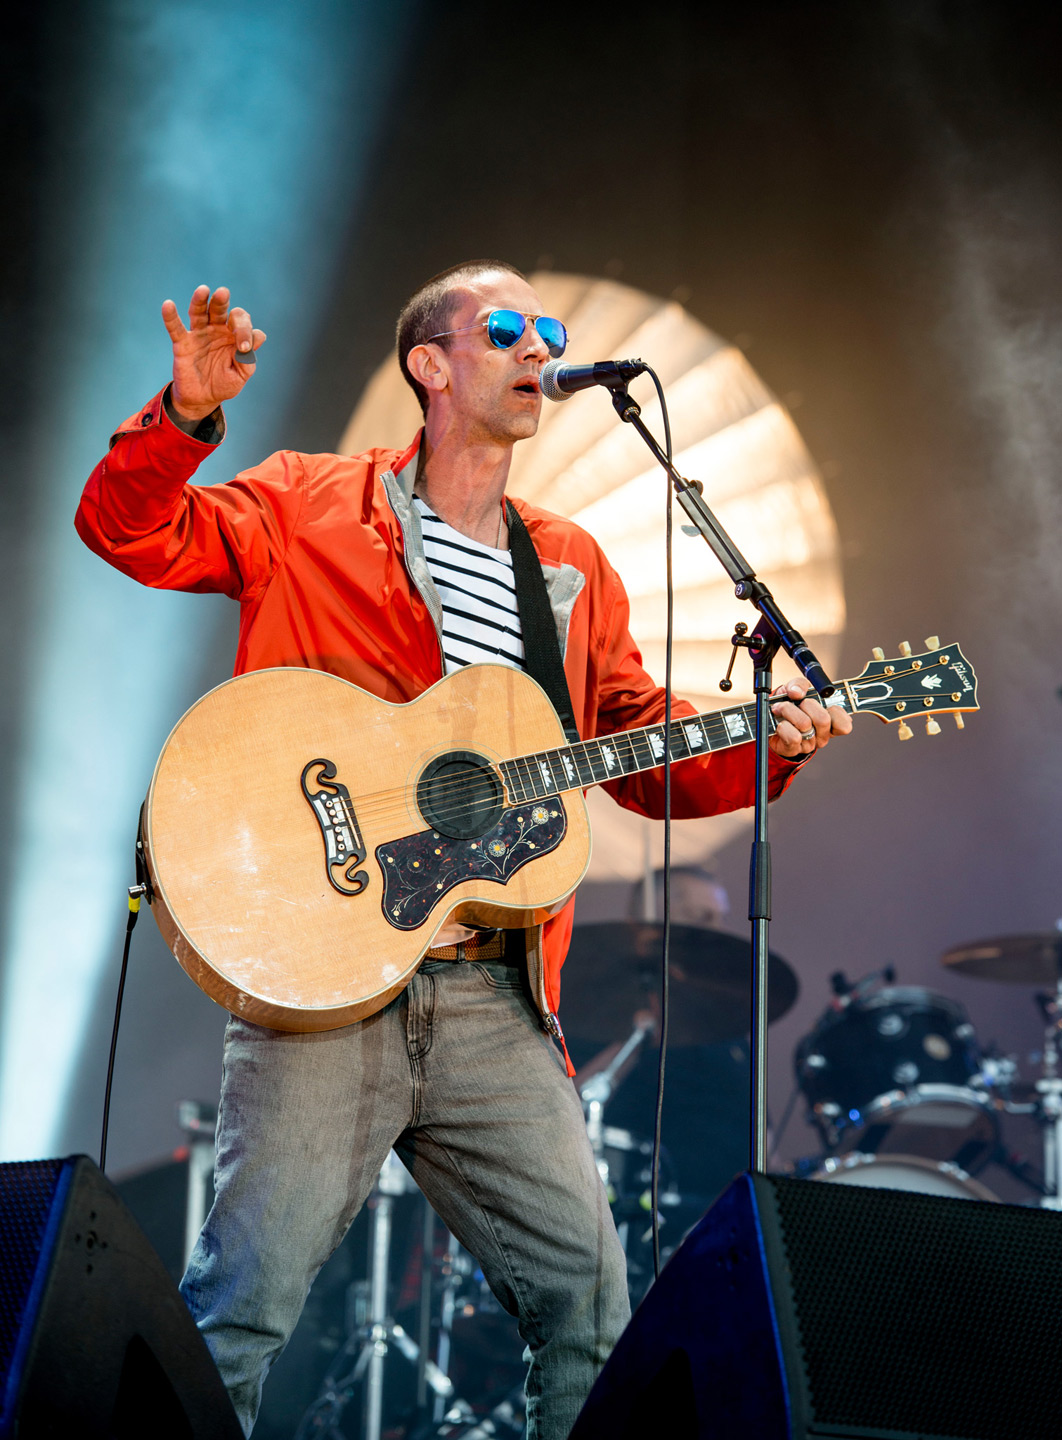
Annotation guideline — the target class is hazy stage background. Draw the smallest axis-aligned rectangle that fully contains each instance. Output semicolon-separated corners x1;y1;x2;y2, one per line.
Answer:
1;1;1060;1192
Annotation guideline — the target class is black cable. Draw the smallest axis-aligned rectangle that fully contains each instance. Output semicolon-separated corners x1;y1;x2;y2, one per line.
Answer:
99;885;145;1174
647;366;673;1280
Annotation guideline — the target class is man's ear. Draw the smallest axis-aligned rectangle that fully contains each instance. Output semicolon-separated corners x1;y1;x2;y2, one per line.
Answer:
406;343;449;397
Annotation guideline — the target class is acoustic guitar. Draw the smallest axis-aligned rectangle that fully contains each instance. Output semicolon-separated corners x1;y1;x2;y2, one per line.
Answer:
141;640;978;1031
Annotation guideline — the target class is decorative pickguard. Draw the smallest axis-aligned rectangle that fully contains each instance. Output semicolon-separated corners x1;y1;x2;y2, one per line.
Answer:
378;800;568;930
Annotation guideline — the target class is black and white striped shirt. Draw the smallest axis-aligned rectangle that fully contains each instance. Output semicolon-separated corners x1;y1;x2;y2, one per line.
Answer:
414;497;525;674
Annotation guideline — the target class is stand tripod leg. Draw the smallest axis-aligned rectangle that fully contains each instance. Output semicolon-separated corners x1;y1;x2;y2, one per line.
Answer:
435;1231;460;1423
365;1193;393;1440
415;1195;434;1416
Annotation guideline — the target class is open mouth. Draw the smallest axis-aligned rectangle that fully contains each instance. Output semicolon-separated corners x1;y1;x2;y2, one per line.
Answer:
513;377;540;397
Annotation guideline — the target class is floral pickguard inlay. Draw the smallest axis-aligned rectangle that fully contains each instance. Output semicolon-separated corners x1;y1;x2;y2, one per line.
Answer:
378;800;568;930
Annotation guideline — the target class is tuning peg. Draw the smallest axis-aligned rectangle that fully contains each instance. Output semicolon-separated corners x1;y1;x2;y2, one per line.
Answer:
872;647;885;661
898;641;912;657
954;713;965;730
897;721;913;741
925;716;941;736
925;635;940;650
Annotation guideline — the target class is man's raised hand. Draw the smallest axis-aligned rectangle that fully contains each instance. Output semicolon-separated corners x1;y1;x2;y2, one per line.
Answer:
162;285;267;422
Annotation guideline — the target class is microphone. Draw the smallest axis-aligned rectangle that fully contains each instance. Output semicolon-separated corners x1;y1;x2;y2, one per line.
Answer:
539;357;647;403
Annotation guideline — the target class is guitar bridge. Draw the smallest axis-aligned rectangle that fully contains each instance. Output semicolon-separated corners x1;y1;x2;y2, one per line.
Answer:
301;759;368;897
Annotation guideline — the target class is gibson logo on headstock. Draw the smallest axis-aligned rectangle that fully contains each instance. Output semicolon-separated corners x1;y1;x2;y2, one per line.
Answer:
846;640;979;733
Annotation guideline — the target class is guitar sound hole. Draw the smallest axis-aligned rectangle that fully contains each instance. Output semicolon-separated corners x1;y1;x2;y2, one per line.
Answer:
417;750;505;841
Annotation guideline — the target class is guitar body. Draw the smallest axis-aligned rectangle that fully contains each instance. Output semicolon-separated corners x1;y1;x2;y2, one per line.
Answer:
143;665;590;1032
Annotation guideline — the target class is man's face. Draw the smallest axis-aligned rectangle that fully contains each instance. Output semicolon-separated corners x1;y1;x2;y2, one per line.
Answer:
429;272;551;443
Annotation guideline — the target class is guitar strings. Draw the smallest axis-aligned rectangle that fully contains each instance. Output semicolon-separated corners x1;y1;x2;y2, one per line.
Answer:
242;660;933;831
298;664;962;828
337;665;951;827
305;661;927;821
245;665;944;835
311;682;944;831
319;701;778;817
306;702;797;830
300;661;926;824
329;655;948;823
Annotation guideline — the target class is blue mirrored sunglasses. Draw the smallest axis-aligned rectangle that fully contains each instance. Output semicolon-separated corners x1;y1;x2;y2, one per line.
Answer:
426;308;568;359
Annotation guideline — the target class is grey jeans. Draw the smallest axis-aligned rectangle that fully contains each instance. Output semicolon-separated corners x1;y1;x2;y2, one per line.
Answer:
179;958;630;1437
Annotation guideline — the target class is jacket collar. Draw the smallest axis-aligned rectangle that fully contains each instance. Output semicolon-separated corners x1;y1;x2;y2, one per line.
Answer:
379;433;446;658
390;430;422;501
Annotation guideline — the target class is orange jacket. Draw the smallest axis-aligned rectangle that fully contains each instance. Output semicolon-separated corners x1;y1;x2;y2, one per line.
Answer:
76;388;802;1063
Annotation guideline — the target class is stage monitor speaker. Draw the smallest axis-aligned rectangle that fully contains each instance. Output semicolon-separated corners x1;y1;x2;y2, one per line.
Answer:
0;1155;242;1439
571;1172;1062;1440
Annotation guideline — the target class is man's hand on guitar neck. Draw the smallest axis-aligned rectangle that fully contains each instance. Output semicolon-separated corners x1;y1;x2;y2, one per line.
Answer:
769;677;852;760
161;284;266;429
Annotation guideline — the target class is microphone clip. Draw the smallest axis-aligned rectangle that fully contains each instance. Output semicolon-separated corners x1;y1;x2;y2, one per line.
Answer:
609;383;641;423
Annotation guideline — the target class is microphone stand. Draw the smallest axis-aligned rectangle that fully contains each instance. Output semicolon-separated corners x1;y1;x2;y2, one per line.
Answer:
606;381;835;1173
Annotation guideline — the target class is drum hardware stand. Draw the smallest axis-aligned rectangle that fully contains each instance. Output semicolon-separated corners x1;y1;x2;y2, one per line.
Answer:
1035;971;1062;1209
415;1384;526;1439
405;1235;526;1439
416;1194;436;1419
294;1152;455;1440
579;1017;654;1185
979;1054;1047;1193
607;377;836;1173
177;1099;216;1269
828;965;896;1011
430;1230;464;1427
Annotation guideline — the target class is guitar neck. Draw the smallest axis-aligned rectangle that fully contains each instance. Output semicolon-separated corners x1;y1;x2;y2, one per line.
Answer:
499;688;853;805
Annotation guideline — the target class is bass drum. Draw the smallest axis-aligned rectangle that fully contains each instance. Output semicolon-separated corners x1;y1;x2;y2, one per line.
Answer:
795;986;997;1170
811;1151;999;1202
835;1082;999;1175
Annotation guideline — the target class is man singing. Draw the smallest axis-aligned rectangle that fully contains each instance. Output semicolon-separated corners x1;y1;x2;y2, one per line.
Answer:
76;259;850;1437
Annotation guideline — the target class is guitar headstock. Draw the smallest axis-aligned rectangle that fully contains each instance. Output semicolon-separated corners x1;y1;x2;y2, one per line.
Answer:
844;637;978;739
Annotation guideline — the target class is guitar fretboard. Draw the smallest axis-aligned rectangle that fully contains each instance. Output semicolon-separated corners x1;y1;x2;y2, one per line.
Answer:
499;690;852;805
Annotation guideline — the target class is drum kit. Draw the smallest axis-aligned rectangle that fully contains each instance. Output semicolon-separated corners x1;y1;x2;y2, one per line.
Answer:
293;921;1062;1437
797;928;1062;1206
564;921;1062;1217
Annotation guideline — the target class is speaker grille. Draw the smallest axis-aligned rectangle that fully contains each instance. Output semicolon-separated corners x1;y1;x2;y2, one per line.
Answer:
0;1159;65;1381
770;1177;1062;1439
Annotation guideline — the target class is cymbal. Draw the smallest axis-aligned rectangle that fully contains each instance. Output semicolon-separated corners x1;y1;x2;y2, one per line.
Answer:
941;933;1062;985
560;922;799;1046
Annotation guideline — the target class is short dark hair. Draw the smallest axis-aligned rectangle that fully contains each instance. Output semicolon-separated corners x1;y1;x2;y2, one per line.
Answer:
396;259;528;416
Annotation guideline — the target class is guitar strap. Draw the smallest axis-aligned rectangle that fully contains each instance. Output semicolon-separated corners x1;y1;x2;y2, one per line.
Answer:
505;499;581;745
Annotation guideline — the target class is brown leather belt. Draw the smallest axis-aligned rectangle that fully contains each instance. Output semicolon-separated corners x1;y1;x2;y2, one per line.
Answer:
426;931;506;962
